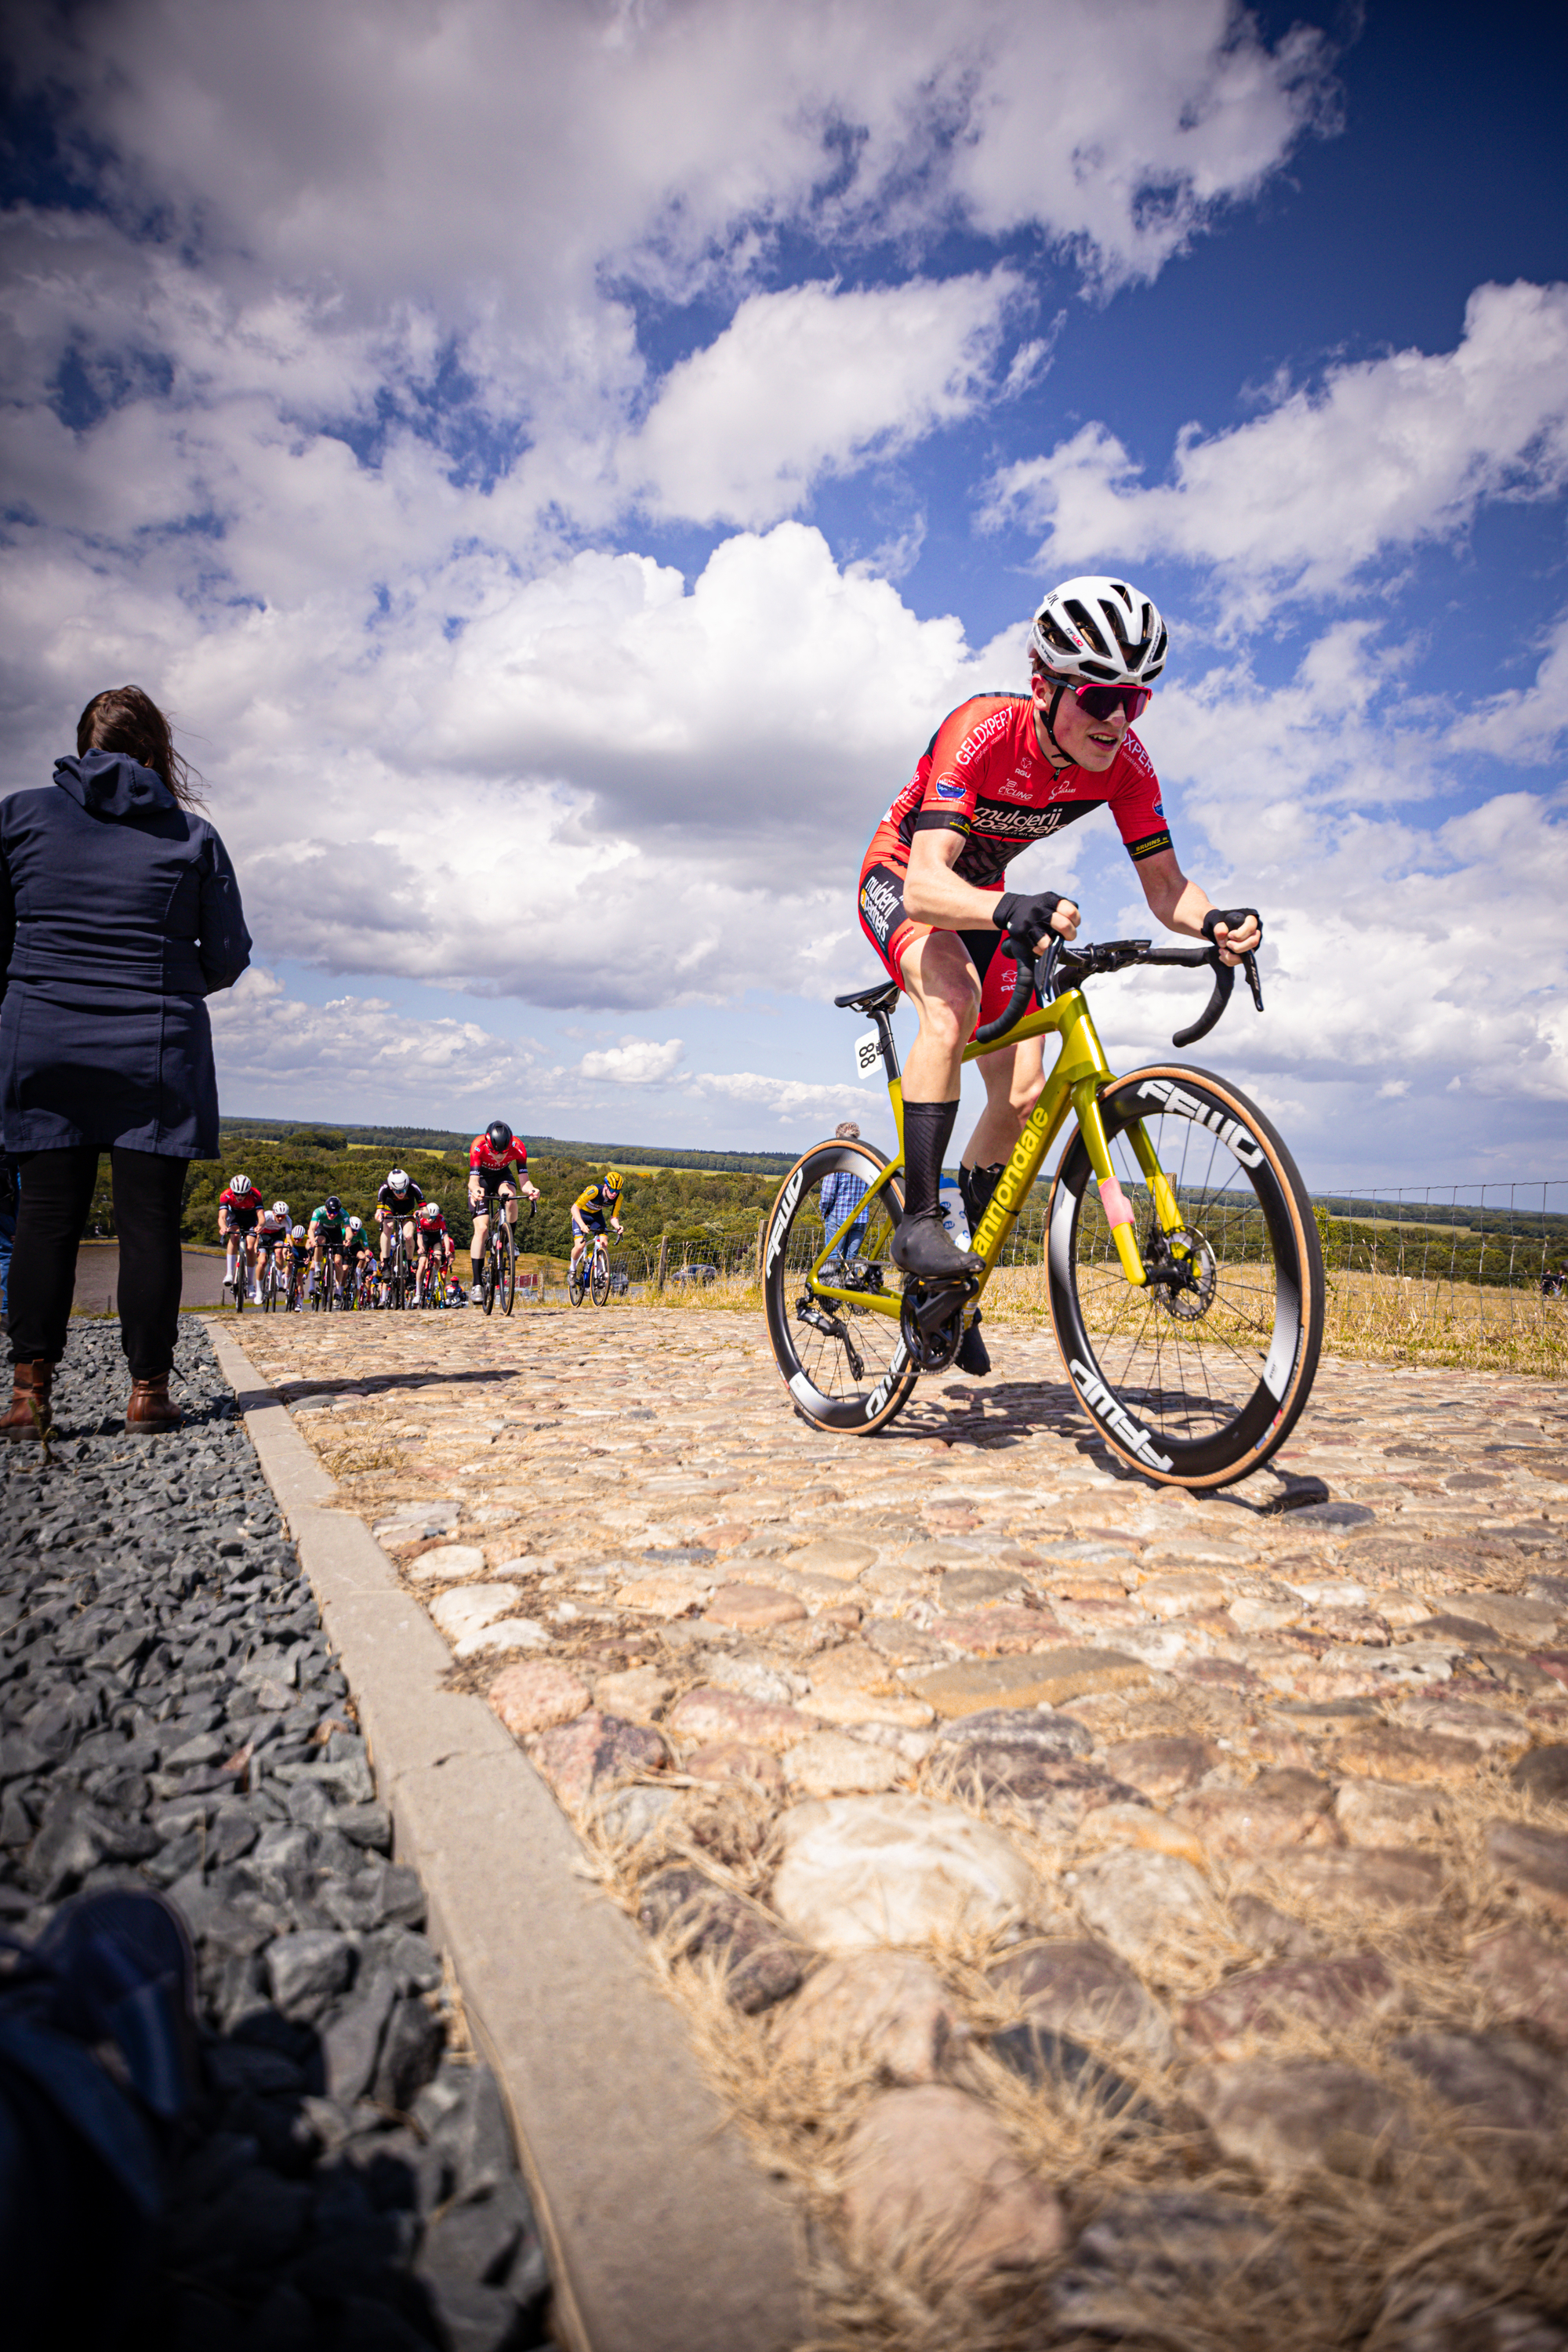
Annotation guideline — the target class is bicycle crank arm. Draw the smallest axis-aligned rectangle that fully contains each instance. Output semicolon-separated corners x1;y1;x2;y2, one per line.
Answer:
903;1273;979;1334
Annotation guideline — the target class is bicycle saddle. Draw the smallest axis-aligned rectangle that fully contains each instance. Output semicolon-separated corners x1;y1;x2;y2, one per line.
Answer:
834;980;900;1014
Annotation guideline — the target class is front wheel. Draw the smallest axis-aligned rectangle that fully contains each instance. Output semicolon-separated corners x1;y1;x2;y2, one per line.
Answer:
498;1226;517;1317
1047;1063;1323;1489
762;1138;917;1434
590;1247;611;1307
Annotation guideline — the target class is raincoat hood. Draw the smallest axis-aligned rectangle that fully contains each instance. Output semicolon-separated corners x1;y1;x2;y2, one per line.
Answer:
53;750;177;818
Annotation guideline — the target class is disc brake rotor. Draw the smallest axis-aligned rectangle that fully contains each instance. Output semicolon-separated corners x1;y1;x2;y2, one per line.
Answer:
1149;1225;1218;1322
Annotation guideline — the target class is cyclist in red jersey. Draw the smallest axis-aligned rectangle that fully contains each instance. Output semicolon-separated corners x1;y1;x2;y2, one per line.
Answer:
856;576;1261;1368
467;1120;539;1299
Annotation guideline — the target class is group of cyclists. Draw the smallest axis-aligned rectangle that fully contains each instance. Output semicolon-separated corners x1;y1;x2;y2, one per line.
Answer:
214;1121;630;1310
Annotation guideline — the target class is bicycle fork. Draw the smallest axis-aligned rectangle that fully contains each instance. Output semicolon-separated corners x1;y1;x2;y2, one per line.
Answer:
969;1080;1184;1291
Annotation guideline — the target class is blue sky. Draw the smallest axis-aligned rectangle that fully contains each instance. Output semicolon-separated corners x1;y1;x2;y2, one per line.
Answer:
2;0;1565;1181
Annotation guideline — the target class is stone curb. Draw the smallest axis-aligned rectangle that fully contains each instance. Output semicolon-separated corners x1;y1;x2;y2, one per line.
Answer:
205;1321;808;2352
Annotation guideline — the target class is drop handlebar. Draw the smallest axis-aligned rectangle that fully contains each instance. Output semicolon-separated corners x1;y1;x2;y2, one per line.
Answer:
972;914;1265;1051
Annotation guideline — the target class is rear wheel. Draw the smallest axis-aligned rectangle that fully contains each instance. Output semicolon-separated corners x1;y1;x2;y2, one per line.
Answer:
568;1252;587;1307
1046;1063;1323;1489
762;1139;916;1434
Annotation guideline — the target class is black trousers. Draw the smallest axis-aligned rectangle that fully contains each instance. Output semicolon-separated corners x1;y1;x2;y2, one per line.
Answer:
6;1148;188;1380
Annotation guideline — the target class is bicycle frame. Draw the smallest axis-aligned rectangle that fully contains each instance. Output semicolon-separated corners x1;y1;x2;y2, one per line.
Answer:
805;982;1185;1316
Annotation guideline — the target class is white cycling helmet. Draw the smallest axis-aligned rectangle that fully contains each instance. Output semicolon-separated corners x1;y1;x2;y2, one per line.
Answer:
291;1224;307;1240
347;1215;363;1232
230;1172;253;1196
273;1200;289;1217
387;1167;409;1192
1029;576;1167;687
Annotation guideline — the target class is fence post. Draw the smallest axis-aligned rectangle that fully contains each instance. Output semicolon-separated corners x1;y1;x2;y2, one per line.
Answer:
655;1236;668;1293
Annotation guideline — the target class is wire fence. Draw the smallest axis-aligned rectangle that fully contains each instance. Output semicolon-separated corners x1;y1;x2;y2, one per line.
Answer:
527;1180;1568;1377
1307;1180;1568;1377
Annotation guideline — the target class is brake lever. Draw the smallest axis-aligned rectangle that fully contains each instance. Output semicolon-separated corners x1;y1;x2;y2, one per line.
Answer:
1243;949;1264;1012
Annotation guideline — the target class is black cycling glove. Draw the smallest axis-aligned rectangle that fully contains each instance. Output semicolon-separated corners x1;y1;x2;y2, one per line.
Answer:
993;889;1067;946
1201;906;1261;945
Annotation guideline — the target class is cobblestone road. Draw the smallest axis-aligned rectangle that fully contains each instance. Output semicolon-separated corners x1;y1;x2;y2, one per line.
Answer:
232;1302;1568;2350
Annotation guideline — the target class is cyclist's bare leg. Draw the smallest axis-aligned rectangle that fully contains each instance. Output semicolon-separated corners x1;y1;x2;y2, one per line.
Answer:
887;931;985;1275
961;1035;1047;1171
898;929;979;1105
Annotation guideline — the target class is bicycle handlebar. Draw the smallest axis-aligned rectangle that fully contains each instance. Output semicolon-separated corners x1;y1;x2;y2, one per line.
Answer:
972;923;1264;1051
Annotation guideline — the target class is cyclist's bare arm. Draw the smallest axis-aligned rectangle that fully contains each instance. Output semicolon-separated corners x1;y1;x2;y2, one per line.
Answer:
902;829;1080;938
1135;848;1259;963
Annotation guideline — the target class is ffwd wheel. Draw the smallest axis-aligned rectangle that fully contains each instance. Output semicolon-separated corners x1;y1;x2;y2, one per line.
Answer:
1046;1063;1323;1489
762;1139;917;1434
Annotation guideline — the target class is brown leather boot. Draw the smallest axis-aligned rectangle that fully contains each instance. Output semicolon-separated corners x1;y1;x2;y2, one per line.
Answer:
0;1360;55;1442
126;1374;183;1435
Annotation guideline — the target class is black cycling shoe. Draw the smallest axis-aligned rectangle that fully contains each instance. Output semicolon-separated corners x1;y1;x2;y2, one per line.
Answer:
959;1160;1005;1231
891;1210;983;1281
956;1313;991;1377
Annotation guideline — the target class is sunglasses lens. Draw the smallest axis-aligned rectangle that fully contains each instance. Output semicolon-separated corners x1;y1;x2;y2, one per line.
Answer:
1077;684;1150;720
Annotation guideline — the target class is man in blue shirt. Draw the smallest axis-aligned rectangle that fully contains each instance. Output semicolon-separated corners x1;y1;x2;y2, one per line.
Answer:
819;1122;870;1275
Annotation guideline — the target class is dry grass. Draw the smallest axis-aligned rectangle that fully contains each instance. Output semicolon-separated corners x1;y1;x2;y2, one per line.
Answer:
627;1240;1568;1379
1316;1267;1568;1380
982;1256;1568;1380
568;1744;1568;2352
630;1270;766;1313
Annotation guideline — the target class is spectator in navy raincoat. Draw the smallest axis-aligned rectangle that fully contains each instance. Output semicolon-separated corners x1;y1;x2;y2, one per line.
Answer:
0;687;251;1436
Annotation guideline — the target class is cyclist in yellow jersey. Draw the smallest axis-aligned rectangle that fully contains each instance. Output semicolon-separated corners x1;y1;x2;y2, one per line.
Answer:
570;1171;625;1283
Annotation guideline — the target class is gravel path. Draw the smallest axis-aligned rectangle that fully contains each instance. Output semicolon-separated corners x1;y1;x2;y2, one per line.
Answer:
0;1317;554;2352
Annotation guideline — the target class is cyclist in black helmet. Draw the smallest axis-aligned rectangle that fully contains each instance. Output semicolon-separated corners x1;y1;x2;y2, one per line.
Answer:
467;1120;539;1301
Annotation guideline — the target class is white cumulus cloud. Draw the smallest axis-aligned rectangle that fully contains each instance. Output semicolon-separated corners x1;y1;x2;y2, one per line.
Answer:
579;1038;686;1085
986;280;1568;607
626;271;1022;527
691;1069;875;1120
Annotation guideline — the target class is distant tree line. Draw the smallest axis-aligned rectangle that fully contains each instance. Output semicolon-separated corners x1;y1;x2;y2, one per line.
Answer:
214;1115;797;1177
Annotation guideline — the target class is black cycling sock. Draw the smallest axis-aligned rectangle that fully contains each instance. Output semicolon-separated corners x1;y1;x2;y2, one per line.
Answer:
960;1160;1005;1228
902;1098;960;1223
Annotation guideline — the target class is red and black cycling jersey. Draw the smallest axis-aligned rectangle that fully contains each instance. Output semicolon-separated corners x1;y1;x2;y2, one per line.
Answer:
416;1204;448;1232
219;1186;261;1232
377;1179;425;1212
469;1134;528;1188
864;693;1171;896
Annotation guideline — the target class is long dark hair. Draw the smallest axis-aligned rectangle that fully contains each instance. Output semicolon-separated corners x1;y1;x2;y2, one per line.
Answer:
76;686;204;808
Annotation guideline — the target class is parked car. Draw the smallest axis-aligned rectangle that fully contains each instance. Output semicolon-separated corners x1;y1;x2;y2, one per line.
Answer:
669;1262;718;1285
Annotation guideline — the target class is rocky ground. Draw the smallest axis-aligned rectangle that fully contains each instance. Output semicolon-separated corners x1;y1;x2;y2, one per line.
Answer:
0;1319;553;2352
234;1301;1568;2350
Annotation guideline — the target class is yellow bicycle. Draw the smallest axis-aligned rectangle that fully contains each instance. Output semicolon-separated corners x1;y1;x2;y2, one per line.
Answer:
762;930;1323;1489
